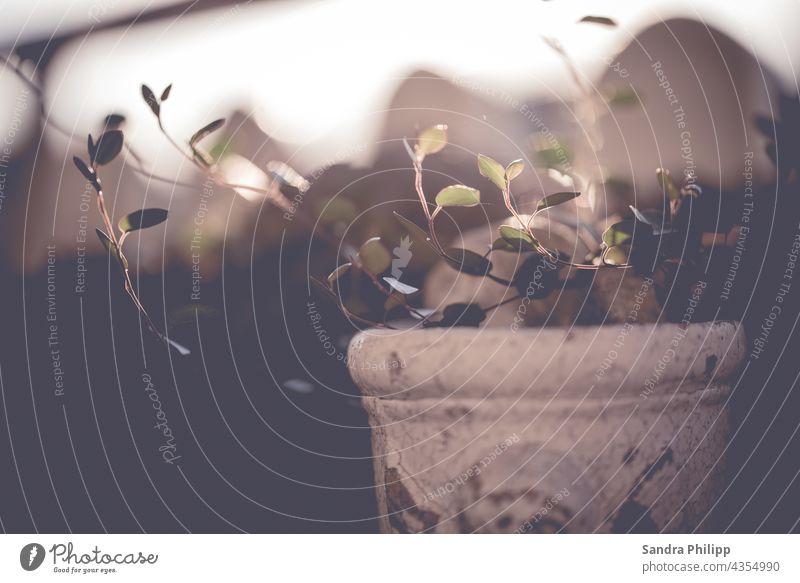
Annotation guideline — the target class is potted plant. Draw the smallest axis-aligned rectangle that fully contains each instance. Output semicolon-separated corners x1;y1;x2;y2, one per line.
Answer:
309;123;747;532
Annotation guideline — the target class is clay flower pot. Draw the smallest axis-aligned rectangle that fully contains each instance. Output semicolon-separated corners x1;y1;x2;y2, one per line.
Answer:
347;320;745;533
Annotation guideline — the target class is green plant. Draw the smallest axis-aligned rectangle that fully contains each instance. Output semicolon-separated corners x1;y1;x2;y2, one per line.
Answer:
315;122;735;329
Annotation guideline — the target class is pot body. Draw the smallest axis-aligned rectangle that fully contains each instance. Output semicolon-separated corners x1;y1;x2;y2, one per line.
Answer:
347;321;745;533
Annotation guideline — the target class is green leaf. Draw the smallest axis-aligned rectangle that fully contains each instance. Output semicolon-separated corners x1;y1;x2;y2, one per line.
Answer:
477;154;506;190
536;191;580;213
578;15;617;26
443;248;492;276
141;84;160;117
444;247;492;276
327;263;352;287
534;141;571;169
656;168;680;201
93;130;123;165
382;276;419;295
384;291;406;312
313;197;358;225
491;237;519;252
435;185;481;208
602;220;636;247
118;208;168;233
603;246;629;266
416;125;448;156
190;118;226;147
499;225;540;251
95;228;128;269
505;159;525;181
608;87;639;106
72;156;94;182
358;237;392;275
393;211;434;249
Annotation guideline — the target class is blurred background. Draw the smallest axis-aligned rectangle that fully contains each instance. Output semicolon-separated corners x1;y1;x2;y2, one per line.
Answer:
1;0;800;532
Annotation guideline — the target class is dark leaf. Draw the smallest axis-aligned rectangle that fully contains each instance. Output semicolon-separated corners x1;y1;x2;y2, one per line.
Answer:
440;303;486;327
443;247;492;276
536;191;580;213
94;130;124;165
629;206;670;235
87;134;96;162
95;228;127;269
310;276;339;303
190;118;226;147
393;211;435;250
118;208;168;233
513;253;560;298
327;263;352;287
578;15;617;26
103;113;126;129
72;156;94;182
141;84;160;117
753;114;775;137
160;84;173;101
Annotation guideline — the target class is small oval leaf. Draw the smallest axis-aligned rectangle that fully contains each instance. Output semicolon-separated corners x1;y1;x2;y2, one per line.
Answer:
95;228;128;269
93;130;123;165
416;125;448;157
382;276;419;295
602;220;636;247
327;263;352;287
160;84;173;101
491;237;519;252
118;208;168;233
578;15;617;26
536;191;580;213
505;159;525;181
603;246;629;266
656;167;680;201
435;185;481;207
393;211;432;247
103;113;126;129
190;118;226;147
441;303;486;327
499;225;540;251
477;154;506;190
141;84;160;117
73;156;94;182
358;237;392;275
443;248;492;276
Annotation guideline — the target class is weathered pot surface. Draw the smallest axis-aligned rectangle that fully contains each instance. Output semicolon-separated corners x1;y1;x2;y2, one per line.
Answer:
347;320;746;533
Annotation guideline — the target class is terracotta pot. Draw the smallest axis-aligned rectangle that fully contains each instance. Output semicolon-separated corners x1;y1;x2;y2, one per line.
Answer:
347;320;745;533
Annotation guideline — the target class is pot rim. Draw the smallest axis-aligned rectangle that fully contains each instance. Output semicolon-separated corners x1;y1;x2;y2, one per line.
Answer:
347;320;745;400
